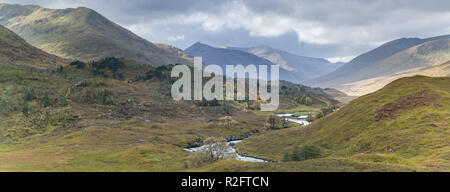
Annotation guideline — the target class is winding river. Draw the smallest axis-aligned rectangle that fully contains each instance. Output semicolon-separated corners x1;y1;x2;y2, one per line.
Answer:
185;114;309;162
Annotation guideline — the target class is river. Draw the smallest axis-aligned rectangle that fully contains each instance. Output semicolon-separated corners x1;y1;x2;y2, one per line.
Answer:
185;114;309;162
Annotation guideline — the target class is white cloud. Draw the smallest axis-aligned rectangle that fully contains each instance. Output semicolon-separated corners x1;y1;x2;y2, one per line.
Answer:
167;35;185;42
327;56;356;63
5;0;450;59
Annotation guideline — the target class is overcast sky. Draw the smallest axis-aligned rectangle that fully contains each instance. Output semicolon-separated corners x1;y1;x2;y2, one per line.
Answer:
3;0;450;62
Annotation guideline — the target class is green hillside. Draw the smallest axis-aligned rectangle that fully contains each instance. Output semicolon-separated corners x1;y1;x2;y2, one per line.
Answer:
0;26;338;171
237;76;450;171
0;24;66;69
0;3;191;66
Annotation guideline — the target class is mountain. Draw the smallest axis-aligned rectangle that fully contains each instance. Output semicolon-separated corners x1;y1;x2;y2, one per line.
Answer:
237;76;450;171
340;60;450;96
306;35;450;95
231;45;343;80
0;3;191;66
0;23;65;69
185;42;302;83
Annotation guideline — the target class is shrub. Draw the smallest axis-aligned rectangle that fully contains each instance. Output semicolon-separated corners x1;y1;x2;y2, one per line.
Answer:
70;60;86;69
43;93;51;107
186;137;235;168
98;89;114;105
23;87;36;101
284;145;321;162
187;150;214;168
22;104;31;116
267;115;281;129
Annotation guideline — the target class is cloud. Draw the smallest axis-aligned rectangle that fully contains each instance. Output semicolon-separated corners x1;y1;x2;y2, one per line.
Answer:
167;35;185;42
3;0;450;59
327;56;356;63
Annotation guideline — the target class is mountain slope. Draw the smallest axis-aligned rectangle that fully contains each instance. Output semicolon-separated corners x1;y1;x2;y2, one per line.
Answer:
0;24;65;69
185;42;302;83
237;76;450;171
232;45;343;80
0;3;190;66
306;35;450;93
340;60;450;96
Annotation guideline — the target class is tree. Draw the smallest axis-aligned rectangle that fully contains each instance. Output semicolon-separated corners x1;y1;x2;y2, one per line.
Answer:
186;137;235;168
222;101;231;114
23;87;35;101
305;97;312;106
70;60;86;69
306;113;315;123
281;118;288;128
43;93;51;107
220;116;233;129
22;104;31;116
203;137;235;161
268;115;280;129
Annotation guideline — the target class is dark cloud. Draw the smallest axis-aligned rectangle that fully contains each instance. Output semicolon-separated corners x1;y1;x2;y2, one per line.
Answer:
2;0;450;62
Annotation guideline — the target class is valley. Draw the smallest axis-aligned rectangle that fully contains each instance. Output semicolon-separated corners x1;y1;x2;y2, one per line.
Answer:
0;2;449;173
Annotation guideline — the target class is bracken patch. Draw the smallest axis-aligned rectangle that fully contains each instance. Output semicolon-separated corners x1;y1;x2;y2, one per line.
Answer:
375;90;440;121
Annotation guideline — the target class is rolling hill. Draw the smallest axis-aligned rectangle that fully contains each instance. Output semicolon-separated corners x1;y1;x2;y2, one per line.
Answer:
306;35;450;95
0;25;340;171
0;3;191;66
0;24;66;69
185;42;302;83
231;45;343;80
237;76;450;171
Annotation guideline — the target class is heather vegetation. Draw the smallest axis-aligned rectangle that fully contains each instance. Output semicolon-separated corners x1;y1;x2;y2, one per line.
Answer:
1;3;448;172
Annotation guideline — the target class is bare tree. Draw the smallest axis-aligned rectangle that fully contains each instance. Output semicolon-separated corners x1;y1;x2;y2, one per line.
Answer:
220;116;233;129
306;113;315;123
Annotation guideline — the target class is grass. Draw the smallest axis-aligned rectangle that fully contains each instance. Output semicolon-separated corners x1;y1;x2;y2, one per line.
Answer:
0;57;317;171
236;76;450;171
2;62;447;172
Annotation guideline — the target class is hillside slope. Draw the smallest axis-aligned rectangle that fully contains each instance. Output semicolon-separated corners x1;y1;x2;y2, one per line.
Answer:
306;35;450;94
185;42;302;83
237;76;450;171
0;24;65;69
0;3;190;66
340;60;450;96
232;45;343;80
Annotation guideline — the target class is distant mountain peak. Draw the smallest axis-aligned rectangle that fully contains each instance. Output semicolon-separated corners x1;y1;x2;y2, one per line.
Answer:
306;34;450;95
0;3;191;66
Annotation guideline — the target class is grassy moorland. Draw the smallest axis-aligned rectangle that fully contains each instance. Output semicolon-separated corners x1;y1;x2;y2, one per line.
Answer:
236;76;449;171
2;16;448;171
0;51;338;171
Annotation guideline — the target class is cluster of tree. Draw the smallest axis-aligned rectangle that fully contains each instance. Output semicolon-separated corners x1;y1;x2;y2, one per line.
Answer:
197;98;220;107
297;94;313;106
314;105;338;119
92;58;125;79
79;89;115;105
92;57;125;73
283;144;321;162
69;60;86;69
70;58;125;79
267;115;289;130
